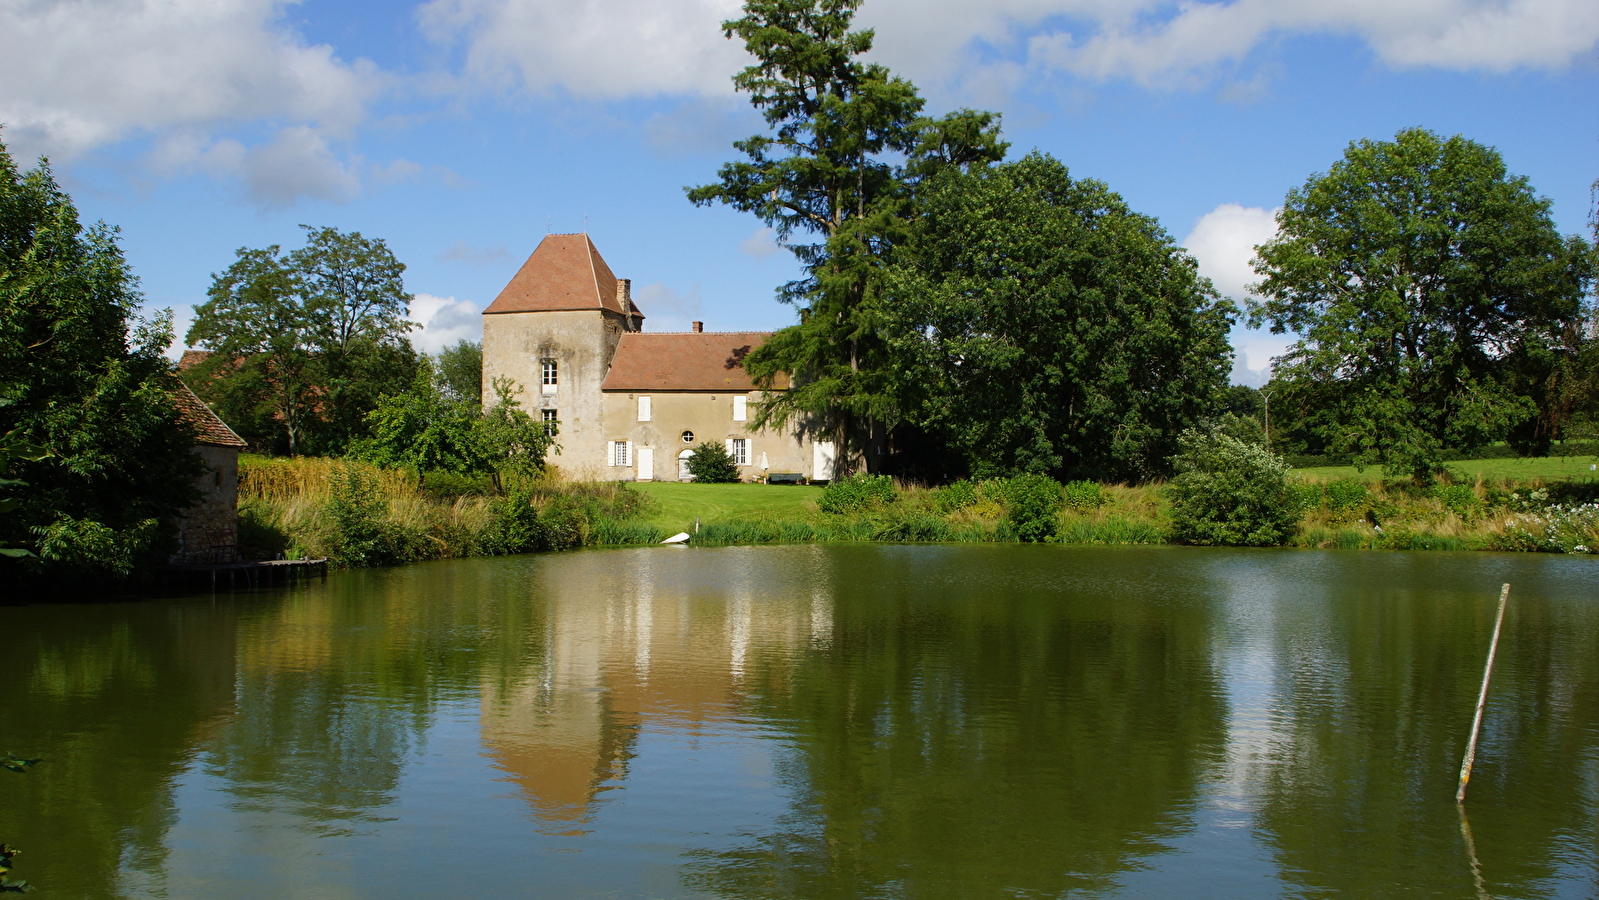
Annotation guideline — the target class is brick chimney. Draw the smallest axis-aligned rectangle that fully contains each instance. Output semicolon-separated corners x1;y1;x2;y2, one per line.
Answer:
616;278;632;309
692;321;703;333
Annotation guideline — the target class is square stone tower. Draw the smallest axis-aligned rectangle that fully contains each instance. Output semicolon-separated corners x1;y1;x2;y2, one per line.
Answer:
481;234;644;476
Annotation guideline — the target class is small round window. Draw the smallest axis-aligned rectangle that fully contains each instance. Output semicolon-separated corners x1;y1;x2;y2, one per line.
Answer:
681;430;695;443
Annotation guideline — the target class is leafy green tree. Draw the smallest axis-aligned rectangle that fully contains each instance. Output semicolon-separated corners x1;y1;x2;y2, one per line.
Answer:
353;370;553;485
1249;128;1593;479
184;226;419;456
0;140;201;583
352;361;487;475
434;339;482;402
688;0;1006;474
0;427;49;558
885;153;1235;481
685;442;741;483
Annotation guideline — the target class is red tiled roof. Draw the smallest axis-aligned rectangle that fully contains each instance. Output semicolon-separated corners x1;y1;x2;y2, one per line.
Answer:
601;333;787;392
177;349;212;371
483;234;641;317
173;382;247;448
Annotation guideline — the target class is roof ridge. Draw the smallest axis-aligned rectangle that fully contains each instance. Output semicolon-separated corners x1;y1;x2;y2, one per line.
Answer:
584;234;600;306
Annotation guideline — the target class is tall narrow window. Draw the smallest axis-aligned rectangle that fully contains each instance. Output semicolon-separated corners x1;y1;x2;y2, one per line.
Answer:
612;440;631;467
541;409;558;436
541;359;558;394
730;438;749;466
733;395;747;422
637;396;652;422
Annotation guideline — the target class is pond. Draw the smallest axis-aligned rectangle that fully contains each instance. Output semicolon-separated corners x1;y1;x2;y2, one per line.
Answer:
3;545;1597;899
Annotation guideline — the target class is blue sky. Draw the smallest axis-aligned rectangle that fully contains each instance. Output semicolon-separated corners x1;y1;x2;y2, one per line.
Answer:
4;0;1596;386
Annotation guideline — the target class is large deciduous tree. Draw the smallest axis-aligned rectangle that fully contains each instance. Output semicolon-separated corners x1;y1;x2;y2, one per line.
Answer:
0;139;200;582
688;0;1005;474
884;153;1235;481
1249;128;1593;479
184;226;419;456
352;364;553;484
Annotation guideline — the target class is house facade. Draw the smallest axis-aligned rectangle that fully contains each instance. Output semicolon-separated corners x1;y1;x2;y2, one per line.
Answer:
481;234;835;482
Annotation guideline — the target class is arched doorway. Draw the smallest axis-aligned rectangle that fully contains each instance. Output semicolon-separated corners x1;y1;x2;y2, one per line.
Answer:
678;449;694;481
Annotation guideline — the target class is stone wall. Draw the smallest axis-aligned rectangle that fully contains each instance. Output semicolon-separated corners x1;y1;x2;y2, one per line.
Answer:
598;390;817;482
170;444;239;564
483;307;635;478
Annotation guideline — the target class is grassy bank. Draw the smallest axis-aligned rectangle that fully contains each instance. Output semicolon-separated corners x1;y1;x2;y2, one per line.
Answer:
237;455;1599;568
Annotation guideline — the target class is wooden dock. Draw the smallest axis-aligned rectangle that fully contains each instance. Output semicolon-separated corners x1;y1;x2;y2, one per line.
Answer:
159;557;329;591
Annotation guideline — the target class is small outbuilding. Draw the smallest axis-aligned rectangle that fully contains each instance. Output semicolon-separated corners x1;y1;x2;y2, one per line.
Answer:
170;382;248;564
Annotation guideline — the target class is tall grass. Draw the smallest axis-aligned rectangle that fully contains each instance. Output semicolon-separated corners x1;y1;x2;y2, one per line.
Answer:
234;455;1599;563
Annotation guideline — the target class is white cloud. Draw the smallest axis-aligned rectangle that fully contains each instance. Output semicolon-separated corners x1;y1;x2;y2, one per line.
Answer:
239;126;362;208
413;0;1596;106
632;281;703;332
1182;203;1280;303
1182;202;1298;386
417;0;749;99
0;0;380;160
1229;327;1297;387
408;293;484;354
738;226;781;261
1021;0;1599;87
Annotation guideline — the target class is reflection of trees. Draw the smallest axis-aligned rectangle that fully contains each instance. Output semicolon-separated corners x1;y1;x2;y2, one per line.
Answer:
0;598;238;898
1249;576;1599;899
206;566;507;827
685;547;1229;898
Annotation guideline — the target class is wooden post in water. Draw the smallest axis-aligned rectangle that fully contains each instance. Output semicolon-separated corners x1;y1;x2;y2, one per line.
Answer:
1456;583;1510;804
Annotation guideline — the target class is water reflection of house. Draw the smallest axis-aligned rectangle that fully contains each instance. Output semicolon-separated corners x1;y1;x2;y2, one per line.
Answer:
479;567;833;824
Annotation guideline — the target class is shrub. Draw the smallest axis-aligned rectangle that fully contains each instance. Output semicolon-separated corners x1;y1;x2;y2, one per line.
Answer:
421;470;494;499
936;479;979;513
1003;473;1063;542
1494;502;1599;554
236;499;291;559
324;464;414;567
818;473;896;514
480;489;544;555
1323;478;1369;514
1060;480;1105;512
686;443;741;483
1167;425;1301;547
1431;483;1481;519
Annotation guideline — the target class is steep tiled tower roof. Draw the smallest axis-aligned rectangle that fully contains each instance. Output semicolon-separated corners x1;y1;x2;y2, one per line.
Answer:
483;233;642;318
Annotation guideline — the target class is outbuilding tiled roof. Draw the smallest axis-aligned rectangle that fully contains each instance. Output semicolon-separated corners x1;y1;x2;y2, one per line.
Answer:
483;233;641;318
173;382;247;448
601;333;786;392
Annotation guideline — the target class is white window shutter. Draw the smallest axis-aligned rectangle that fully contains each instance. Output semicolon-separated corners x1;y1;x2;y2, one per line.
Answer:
725;438;733;457
626;441;633;467
638;396;651;422
733;395;747;422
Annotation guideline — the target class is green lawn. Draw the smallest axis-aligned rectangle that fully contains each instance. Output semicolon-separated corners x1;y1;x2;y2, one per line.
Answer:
1295;454;1599;482
633;481;821;533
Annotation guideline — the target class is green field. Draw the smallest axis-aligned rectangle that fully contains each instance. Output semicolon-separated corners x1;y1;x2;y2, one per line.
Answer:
633;481;821;533
1294;453;1599;482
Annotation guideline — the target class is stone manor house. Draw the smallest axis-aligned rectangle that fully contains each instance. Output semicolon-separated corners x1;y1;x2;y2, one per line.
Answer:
482;234;836;482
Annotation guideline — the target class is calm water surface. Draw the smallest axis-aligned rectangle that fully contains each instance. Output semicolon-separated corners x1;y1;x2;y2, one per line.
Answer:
3;545;1597;899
